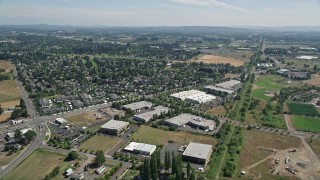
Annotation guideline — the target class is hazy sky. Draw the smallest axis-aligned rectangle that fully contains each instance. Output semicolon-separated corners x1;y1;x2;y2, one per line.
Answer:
0;0;319;26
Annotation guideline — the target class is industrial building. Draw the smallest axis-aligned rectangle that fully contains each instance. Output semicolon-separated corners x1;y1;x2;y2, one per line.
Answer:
124;142;157;156
170;90;216;104
122;101;153;112
170;90;205;101
215;80;241;90
165;114;215;130
133;106;169;123
100;120;129;135
182;142;213;166
205;85;235;94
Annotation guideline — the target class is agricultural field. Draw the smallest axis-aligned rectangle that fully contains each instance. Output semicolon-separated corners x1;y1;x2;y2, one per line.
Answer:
66;111;107;126
251;75;286;101
131;125;217;146
4;149;69;180
238;130;301;180
291;115;320;132
206;105;226;116
79;135;122;153
188;54;245;67
288;102;319;116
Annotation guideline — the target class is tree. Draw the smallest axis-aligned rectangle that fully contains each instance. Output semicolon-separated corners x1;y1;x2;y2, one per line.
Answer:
186;161;191;178
189;169;195;180
24;130;37;144
0;104;3;115
95;150;106;167
14;128;22;141
66;150;79;161
131;159;136;170
150;153;158;180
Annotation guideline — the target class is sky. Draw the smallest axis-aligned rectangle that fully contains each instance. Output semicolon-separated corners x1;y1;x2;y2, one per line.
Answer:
0;0;319;26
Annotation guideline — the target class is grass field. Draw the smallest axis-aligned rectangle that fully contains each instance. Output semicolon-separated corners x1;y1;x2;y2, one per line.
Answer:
188;54;245;67
0;60;13;72
4;148;68;180
80;135;122;152
207;105;226;116
0;113;11;122
291;115;320;132
288;102;319;116
238;130;301;179
122;169;140;180
251;75;285;101
131;126;217;146
0;151;20;166
0;80;20;103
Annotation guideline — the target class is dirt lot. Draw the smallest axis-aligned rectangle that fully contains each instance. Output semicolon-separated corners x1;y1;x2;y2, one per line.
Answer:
0;113;11;122
66;111;107;126
80;135;122;153
0;60;13;72
99;107;125;117
304;74;320;86
189;54;245;67
1;99;20;108
239;130;304;179
207;105;226;116
308;139;320;159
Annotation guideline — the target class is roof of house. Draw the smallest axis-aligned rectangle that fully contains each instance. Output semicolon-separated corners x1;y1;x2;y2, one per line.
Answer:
182;142;212;160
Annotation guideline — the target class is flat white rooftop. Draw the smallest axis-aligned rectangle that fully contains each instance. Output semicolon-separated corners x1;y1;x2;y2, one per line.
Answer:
205;85;235;94
182;142;212;160
165;113;215;129
123;101;153;111
100;120;129;130
124;142;156;154
134;106;170;122
216;80;241;90
170;90;206;101
186;93;216;104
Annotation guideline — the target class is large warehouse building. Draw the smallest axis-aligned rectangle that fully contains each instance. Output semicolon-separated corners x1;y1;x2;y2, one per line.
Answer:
170;90;216;104
100;120;129;135
182;142;213;166
133;106;170;123
124;142;157;156
122;101;153;112
205;79;242;95
165;113;215;130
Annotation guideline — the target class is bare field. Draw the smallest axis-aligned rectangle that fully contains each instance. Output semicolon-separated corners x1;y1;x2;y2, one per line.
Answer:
0;113;11;122
1;100;20;108
308;139;320;159
304;74;320;86
66;111;106;126
239;130;302;179
80;135;122;153
0;80;20;103
189;54;245;67
206;105;226;116
0;151;20;167
0;60;13;72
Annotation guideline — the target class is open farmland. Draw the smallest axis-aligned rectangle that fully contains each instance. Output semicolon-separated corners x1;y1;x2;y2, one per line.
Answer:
251;75;285;101
131;125;217;146
238;130;301;179
4;149;69;180
80;135;122;153
288;102;319;116
189;54;245;67
291;115;320;132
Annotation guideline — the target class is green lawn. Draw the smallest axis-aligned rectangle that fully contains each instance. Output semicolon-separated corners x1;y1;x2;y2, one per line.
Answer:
292;115;320;132
288;103;319;116
80;135;122;153
4;148;69;180
252;75;284;101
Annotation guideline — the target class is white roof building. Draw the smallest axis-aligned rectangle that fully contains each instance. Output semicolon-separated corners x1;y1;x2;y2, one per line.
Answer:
170;90;206;101
124;142;157;155
55;118;68;124
182;142;213;166
185;93;216;104
122;101;153;111
134;106;169;123
100;120;129;135
215;80;241;90
205;85;235;94
165;114;215;130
